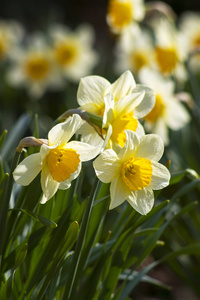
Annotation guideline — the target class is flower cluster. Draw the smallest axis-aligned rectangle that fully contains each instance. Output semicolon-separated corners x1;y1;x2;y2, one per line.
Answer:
0;20;98;99
106;1;194;144
13;70;170;215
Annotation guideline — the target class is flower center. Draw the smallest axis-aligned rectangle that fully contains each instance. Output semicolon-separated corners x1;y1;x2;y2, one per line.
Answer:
155;46;178;73
122;157;152;191
193;34;200;48
46;147;80;182
131;51;149;72
0;37;7;60
111;112;138;147
145;94;165;122
24;55;50;80
108;0;133;29
55;41;77;66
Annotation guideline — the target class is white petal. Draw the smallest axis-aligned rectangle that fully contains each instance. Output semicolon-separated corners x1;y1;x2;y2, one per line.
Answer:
106;70;136;100
77;75;110;106
127;188;154;215
136;121;145;136
93;149;120;183
166;100;190;130
114;91;145;117
133;85;156;119
13;153;42;186
65;141;100;161
136;134;164;161
103;93;114;127
40;165;59;203
48;114;82;146
110;176;130;209
148;161;170;190
152;118;169;146
118;130;140;161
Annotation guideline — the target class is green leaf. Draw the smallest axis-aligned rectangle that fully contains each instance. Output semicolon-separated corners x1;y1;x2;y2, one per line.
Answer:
170;168;199;185
0;130;7;150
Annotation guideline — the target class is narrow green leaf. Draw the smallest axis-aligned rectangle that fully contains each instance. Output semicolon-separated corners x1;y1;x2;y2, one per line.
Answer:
0;130;7;151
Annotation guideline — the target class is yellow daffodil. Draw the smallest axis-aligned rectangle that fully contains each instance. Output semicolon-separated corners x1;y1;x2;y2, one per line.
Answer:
139;68;190;145
151;18;187;81
6;34;64;98
179;12;200;73
106;0;145;34
77;70;155;150
49;24;98;81
93;130;170;214
115;24;156;75
0;19;24;62
13;114;100;204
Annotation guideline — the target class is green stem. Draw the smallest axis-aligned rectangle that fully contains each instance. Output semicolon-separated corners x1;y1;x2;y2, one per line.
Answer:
63;176;99;300
0;151;21;272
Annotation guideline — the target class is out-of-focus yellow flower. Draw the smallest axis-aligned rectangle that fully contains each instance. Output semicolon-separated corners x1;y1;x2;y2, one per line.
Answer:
77;70;155;150
115;25;155;75
179;12;200;73
13;114;100;203
151;18;187;81
139;68;191;145
6;34;64;98
107;0;145;34
49;24;98;81
0;20;23;62
93;130;170;214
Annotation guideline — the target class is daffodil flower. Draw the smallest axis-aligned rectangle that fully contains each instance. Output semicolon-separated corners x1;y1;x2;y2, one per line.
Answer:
13;114;100;204
106;0;145;34
93;130;170;215
139;68;190;145
77;70;155;150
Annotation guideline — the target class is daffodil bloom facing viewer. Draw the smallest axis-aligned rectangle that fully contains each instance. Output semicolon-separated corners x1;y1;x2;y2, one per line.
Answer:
107;0;145;34
6;34;64;98
13;115;100;204
49;24;99;81
93;130;170;215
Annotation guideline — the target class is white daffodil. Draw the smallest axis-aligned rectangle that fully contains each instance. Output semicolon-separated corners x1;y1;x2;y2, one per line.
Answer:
0;19;24;62
49;23;98;82
6;33;64;99
106;0;145;34
77;70;155;150
115;24;156;76
179;12;200;73
93;130;170;214
13;114;100;204
139;68;190;145
151;17;187;81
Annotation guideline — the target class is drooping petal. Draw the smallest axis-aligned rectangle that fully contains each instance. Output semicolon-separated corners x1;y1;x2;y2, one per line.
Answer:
13;153;42;186
103;93;114;127
148;161;170;190
127;188;154;215
40;165;59;203
118;130;139;161
48;114;82;146
93;149;120;183
106;70;136;101
65;141;100;161
77;75;110;106
135;134;164;161
110;176;130;209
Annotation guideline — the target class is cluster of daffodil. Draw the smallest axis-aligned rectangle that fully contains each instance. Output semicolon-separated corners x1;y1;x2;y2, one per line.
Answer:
13;70;170;215
0;19;98;98
106;0;199;145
